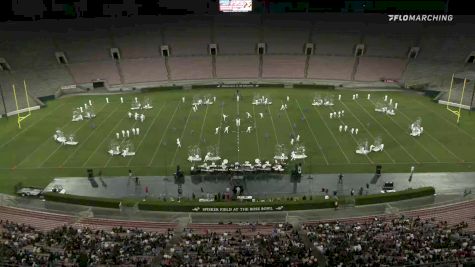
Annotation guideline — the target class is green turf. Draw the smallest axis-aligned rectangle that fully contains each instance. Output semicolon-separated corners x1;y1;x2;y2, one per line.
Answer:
0;88;474;194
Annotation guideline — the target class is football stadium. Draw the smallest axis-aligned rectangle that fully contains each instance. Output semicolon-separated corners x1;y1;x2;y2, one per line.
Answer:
0;1;475;266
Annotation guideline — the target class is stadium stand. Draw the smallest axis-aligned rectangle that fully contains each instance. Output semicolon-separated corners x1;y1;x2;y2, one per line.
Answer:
307;56;354;80
120;58;168;84
418;24;475;63
304;216;474;266
168;57;212;80
9;68;74;96
311;21;365;56
213;15;260;55
0;221;174;266
262;55;306;78
163;18;211;56
1;199;475;266
438;80;475;108
0;29;58;70
0;72;39;113
354;57;407;81
262;17;311;54
68;61;121;86
363;24;420;58
73;218;177;234
53;27;113;63
1;15;475;107
167;224;314;266
402;60;475;89
215;55;259;79
187;222;279;235
0;206;75;231
111;24;163;59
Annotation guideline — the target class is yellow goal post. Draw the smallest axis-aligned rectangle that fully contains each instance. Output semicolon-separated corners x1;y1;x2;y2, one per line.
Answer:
446;72;475;124
12;80;32;129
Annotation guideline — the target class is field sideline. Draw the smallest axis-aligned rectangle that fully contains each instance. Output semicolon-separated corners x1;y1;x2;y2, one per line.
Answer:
0;88;474;194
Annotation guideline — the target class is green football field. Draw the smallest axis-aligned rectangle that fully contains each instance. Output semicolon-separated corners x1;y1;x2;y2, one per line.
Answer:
0;88;474;194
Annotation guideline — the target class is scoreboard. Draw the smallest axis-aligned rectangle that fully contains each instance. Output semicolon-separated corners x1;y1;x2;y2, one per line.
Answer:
219;0;252;12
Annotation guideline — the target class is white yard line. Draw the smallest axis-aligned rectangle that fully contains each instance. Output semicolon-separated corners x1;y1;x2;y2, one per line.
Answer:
294;99;329;165
312;106;351;164
126;104;167;167
236;98;240;161
217;103;224;150
281;100;307;165
199;105;210;143
397;108;464;162
39;103;109;167
353;100;418;163
0;102;66;150
266;105;279;144
368;99;440;162
60;105;121;166
171;106;193;166
251;104;261;159
148;103;180;167
339;100;397;163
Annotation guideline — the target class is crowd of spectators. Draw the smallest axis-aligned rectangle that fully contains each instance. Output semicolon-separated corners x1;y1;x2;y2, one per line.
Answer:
0;220;173;266
161;223;317;267
304;216;475;266
2;215;475;266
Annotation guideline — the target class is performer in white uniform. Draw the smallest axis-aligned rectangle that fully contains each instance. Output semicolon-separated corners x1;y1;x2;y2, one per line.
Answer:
224;126;229;134
246;112;252;119
246;126;252;133
176;138;181;148
223;114;228;122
